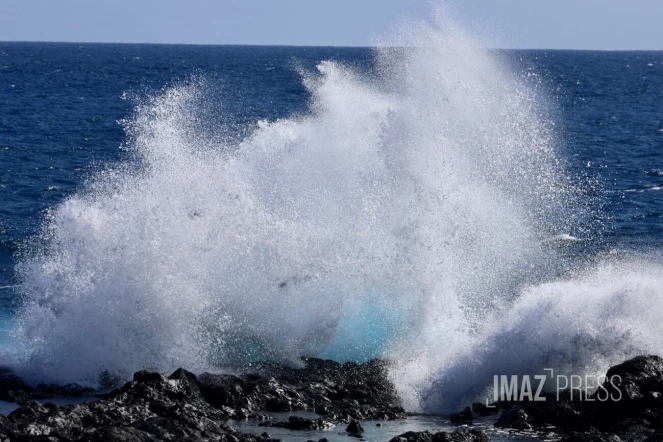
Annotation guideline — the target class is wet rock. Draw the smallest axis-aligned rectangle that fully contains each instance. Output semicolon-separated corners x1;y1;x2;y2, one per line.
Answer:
249;413;273;421
0;367;279;442
0;368;33;402
346;420;364;434
455;356;663;441
0;357;404;441
607;356;663;387
450;406;472;425
590;355;663;412
441;430;491;442
608;418;654;442
198;373;250;410
579;356;663;437
511;394;582;430
201;358;406;423
389;431;434;442
198;373;305;414
0;367;94;402
494;407;533;430
260;416;334;431
561;429;623;442
88;425;156;442
389;429;489;442
645;429;663;442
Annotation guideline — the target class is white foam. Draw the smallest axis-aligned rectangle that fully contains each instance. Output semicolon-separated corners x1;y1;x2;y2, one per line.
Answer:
13;5;656;416
545;234;580;242
392;258;663;412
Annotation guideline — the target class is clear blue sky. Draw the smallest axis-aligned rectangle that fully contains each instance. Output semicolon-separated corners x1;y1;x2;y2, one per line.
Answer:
1;0;662;50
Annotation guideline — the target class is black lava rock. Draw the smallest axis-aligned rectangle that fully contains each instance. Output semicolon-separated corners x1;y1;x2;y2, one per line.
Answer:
346;419;365;434
0;367;278;442
0;357;405;441
462;355;663;442
389;429;489;442
494;407;533;430
450;406;473;425
0;367;93;402
560;428;623;442
261;416;335;431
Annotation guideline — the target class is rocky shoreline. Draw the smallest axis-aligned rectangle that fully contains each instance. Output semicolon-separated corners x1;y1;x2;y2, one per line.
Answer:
0;356;662;441
480;355;663;442
0;358;419;442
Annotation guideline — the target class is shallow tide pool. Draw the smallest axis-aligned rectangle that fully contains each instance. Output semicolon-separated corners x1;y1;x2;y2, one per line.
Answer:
227;411;557;442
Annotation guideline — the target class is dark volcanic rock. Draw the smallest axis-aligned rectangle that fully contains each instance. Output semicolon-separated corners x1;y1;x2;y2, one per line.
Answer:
603;356;663;400
0;368;34;402
260;416;335;431
389;429;489;442
0;367;278;442
88;426;158;442
450;406;472;425
495;393;582;430
0;357;403;441
645;429;663;442
607;356;663;385
0;367;94;402
464;355;663;442
494;407;533;430
389;431;435;442
198;358;404;423
345;419;364;434
561;428;623;442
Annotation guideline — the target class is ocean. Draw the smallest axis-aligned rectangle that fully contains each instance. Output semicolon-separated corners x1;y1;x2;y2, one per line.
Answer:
1;37;663;414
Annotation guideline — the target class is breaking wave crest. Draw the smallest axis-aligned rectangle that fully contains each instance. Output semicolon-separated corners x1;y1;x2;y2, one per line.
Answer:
10;5;663;412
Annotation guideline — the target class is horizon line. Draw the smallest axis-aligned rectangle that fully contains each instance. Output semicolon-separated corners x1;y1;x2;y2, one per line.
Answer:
1;39;663;52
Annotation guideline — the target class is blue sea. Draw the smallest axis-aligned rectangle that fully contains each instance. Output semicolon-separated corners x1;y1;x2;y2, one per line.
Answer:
1;37;663;415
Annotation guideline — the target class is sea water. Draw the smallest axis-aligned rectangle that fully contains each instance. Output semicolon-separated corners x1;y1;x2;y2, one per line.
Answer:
1;8;663;418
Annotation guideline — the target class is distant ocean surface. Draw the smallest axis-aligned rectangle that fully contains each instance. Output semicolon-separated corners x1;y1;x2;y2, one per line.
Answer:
0;43;367;288
1;41;663;411
3;44;662;281
0;43;371;318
